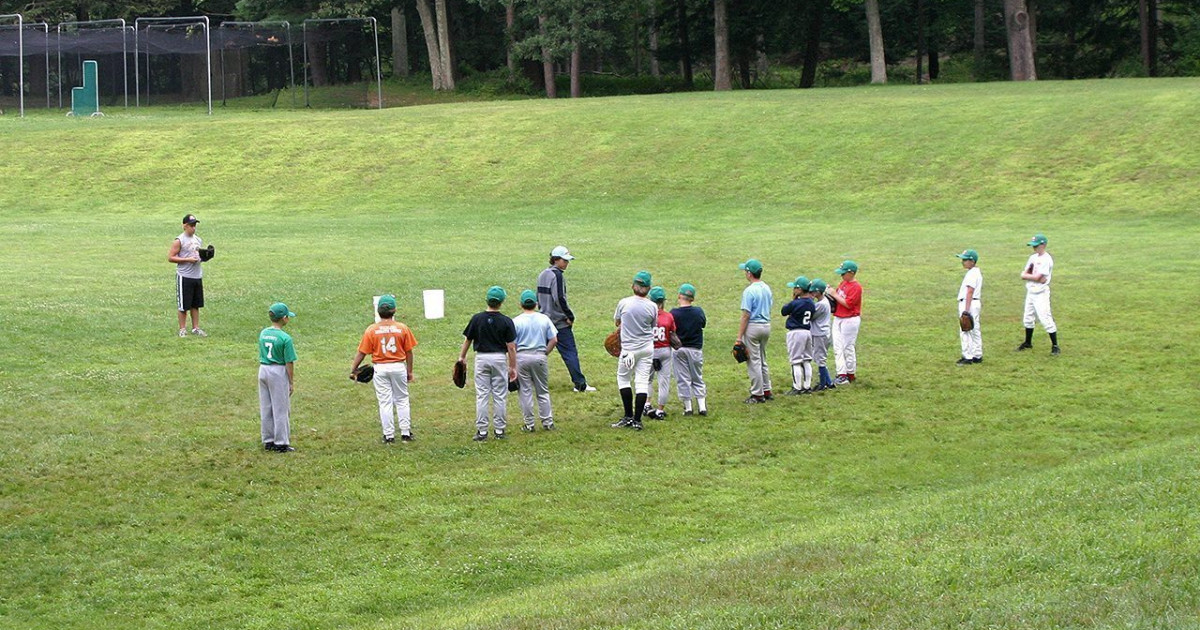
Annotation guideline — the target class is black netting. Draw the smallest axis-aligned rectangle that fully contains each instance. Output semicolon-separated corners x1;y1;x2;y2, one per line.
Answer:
136;22;210;107
0;24;53;109
303;19;380;108
55;26;132;108
215;22;295;107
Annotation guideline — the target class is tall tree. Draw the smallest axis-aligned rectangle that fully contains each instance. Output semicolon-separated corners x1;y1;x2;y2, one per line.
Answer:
865;0;887;83
648;0;662;77
800;0;827;88
973;0;985;77
713;0;731;89
392;6;410;78
1003;0;1036;80
676;0;693;87
415;0;447;88
1139;0;1158;76
435;0;457;89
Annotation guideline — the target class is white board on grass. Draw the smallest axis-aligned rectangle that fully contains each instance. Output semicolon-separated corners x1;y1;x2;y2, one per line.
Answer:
423;289;444;319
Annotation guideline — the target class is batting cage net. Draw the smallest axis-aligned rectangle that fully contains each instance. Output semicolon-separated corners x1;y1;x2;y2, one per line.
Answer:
215;21;296;108
134;18;212;113
56;20;131;109
0;19;52;113
303;18;382;109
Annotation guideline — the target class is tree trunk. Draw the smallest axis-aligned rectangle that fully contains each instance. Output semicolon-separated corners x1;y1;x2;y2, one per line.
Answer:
1139;0;1158;76
1026;0;1036;56
506;1;516;80
755;33;769;78
928;38;939;80
1003;0;1036;81
392;7;410;78
570;41;582;97
973;0;985;78
539;16;557;98
916;0;925;84
307;41;329;87
633;3;642;75
677;0;693;88
800;0;825;88
865;0;886;84
435;0;456;89
415;0;444;89
649;0;661;78
713;0;732;90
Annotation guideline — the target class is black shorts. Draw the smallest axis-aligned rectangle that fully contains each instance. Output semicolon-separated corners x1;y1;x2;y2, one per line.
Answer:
177;276;204;311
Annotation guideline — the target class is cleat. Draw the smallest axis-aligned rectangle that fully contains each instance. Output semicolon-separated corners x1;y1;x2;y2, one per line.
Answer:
263;442;274;451
800;388;812;395
784;388;804;396
631;420;643;431
611;417;633;428
383;436;395;444
542;422;556;430
1016;342;1032;351
643;403;654;416
575;385;597;393
494;431;507;440
178;328;188;337
191;328;207;337
400;433;414;442
763;392;774;401
273;444;295;452
521;424;536;433
834;376;850;385
1051;346;1060;355
683;410;694;416
956;358;972;366
473;432;488;442
972;357;983;364
744;395;766;404
698;410;708;416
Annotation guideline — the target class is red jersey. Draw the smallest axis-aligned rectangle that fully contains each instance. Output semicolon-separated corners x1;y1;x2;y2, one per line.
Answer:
834;280;862;318
358;321;418;363
652;310;677;349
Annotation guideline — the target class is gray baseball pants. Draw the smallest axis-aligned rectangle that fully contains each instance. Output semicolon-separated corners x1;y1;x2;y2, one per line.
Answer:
651;346;674;406
516;351;553;428
673;347;706;401
811;335;829;368
745;322;772;396
258;364;291;446
475;353;509;433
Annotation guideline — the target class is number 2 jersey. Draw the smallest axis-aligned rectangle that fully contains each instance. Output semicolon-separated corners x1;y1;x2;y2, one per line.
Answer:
781;297;816;331
652;310;677;349
358;320;418;364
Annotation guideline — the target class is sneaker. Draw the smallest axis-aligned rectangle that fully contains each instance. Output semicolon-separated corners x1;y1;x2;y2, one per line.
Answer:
611;417;633;428
784;388;804;396
698;410;708;417
263;441;274;451
178;328;188;337
643;403;654;416
800;388;812;395
834;376;850;385
1051;346;1060;355
522;424;536;433
575;385;598;393
473;432;488;442
972;357;983;364
1016;342;1032;351
630;419;643;431
763;392;775;401
494;431;507;440
383;436;395;444
400;433;414;442
542;422;556;431
683;410;694;416
744;395;766;404
273;444;295;453
956;358;973;366
191;328;207;338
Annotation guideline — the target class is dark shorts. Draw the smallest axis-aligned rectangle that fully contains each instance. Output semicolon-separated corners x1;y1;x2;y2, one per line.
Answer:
177;276;204;311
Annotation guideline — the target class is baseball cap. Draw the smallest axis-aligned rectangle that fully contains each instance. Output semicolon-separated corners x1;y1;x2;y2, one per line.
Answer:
182;214;199;225
1027;233;1047;247
633;270;652;287
787;276;810;290
955;249;979;262
738;259;763;274
809;279;827;293
834;260;859;275
268;302;294;318
520;289;537;306
551;245;575;261
377;295;397;309
648;286;666;302
486;286;507;303
678;283;697;299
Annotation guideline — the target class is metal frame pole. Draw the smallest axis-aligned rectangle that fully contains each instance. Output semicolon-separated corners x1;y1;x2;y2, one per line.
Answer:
135;16;211;114
57;20;129;109
1;14;25;116
302;21;309;108
371;17;382;109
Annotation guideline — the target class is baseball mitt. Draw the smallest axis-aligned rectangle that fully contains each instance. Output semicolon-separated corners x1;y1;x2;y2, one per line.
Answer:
452;360;467;389
198;245;215;262
508;378;519;392
1025;263;1034;275
732;342;748;363
959;312;974;332
353;364;374;383
604;330;621;357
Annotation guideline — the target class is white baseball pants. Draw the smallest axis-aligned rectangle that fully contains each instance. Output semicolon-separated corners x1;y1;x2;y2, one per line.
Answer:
258;364;291;446
833;316;861;376
651;346;674;406
617;344;654;394
373;362;411;439
958;300;982;360
1022;289;1056;333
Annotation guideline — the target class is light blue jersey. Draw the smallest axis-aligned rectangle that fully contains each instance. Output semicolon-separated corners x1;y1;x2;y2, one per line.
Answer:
513;311;557;352
741;281;773;323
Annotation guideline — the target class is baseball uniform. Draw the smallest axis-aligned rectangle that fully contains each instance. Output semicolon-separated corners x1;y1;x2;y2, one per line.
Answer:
649;308;677;411
614;295;658;395
959;265;983;361
513;310;557;430
463;310;517;436
809;286;833;389
832;275;862;382
258;321;296;450
670;301;707;414
781;295;816;392
1022;251;1056;334
741;279;774;398
358;320;418;440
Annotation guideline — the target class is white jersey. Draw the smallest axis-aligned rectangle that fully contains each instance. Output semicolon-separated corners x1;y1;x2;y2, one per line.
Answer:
1024;252;1052;294
958;267;982;302
614;295;657;351
176;232;203;279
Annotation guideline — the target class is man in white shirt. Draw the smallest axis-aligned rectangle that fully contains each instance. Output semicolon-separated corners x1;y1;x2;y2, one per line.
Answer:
1017;233;1059;355
955;249;983;365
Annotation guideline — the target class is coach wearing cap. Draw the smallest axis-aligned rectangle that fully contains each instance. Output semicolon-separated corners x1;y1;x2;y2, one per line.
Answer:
168;214;206;337
537;245;596;392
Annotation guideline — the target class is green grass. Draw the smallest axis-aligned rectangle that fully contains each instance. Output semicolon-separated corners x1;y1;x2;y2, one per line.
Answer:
1;78;1199;629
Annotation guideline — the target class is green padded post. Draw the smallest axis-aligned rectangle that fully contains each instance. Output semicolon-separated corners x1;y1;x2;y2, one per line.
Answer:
70;60;100;117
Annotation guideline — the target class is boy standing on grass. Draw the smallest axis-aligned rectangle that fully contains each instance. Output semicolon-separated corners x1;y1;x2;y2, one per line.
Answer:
1017;233;1059;355
781;276;816;395
258;302;296;453
350;295;418;443
646;286;677;420
736;258;774;403
955;249;983;365
459;287;518;441
671;283;707;416
611;271;658;431
168;214;206;337
828;260;862;385
807;279;835;391
513;289;558;432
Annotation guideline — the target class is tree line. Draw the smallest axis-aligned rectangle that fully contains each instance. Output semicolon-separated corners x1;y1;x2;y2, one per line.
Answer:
6;0;1198;97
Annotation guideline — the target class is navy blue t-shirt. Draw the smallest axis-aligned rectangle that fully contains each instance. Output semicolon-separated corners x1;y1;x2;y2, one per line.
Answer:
463;311;516;353
669;305;706;349
781;297;815;330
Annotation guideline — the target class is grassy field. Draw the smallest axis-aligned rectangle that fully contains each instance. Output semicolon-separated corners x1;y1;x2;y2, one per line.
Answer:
1;78;1199;629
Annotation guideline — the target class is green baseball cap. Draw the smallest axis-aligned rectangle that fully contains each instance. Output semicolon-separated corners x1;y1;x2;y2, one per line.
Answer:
633;270;652;287
648;286;666;302
955;249;979;262
519;289;537;306
1027;233;1047;247
809;279;827;293
486;286;507;303
738;259;763;274
786;275;810;290
834;260;859;275
678;283;697;299
377;294;397;309
268;302;294;318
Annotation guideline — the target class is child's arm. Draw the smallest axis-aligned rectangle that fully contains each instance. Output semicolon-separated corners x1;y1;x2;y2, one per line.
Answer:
458;338;471;363
286;362;294;395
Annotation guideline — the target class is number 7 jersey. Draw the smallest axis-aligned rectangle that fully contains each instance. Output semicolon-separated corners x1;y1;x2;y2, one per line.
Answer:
358;321;418;363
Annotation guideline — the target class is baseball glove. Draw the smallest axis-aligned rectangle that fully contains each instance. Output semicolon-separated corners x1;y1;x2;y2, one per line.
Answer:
652;358;662;372
1025;263;1034;275
352;364;374;383
604;330;622;357
732;342;748;363
826;294;838;313
508;378;519;392
452;360;467;389
198;245;215;262
959;311;975;332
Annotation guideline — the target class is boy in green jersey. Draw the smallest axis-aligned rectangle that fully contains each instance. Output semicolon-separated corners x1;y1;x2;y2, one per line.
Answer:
259;302;297;452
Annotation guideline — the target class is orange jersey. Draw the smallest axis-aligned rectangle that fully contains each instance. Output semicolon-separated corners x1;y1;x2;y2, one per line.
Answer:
358;321;418;363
